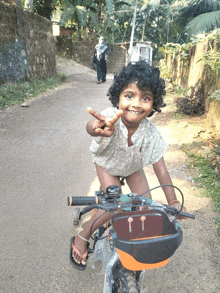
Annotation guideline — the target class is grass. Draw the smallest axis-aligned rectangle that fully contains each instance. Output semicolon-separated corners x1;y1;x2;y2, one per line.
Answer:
0;73;68;109
172;112;186;120
181;143;220;234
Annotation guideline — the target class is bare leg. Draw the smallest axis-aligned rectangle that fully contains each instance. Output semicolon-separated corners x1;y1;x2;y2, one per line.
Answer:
96;164;121;192
72;165;121;265
126;169;151;198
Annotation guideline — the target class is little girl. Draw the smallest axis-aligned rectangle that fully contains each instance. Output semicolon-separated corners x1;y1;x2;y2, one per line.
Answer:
70;60;187;270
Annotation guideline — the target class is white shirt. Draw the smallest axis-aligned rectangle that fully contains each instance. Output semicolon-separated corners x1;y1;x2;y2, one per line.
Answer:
89;107;168;177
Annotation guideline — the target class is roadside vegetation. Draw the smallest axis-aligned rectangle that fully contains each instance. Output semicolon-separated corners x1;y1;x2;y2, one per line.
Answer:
22;0;220;61
162;88;220;234
0;73;68;110
181;143;220;234
169;86;220;234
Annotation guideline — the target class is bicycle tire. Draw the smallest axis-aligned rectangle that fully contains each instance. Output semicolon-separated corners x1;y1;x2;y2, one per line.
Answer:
112;264;140;293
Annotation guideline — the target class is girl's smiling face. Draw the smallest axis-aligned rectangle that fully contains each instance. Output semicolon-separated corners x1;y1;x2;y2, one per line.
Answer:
117;83;153;127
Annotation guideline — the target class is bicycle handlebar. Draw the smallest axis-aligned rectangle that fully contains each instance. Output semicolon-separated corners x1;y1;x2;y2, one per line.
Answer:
67;193;195;219
67;196;98;206
164;205;195;219
180;212;195;219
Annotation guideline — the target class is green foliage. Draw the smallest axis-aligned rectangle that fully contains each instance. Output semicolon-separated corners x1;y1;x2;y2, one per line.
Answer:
215;218;220;234
186;10;220;36
57;0;186;50
136;3;172;60
177;0;220;40
160;28;220;69
180;143;220;234
159;58;170;80
60;2;89;28
160;42;196;60
0;74;67;109
32;0;55;19
200;48;220;87
28;0;220;55
196;30;220;87
58;0;131;40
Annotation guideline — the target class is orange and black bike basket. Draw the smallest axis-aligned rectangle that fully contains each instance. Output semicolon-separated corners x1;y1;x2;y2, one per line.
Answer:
110;209;182;271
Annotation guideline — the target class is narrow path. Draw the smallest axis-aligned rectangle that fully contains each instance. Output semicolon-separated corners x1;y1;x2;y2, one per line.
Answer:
0;58;219;293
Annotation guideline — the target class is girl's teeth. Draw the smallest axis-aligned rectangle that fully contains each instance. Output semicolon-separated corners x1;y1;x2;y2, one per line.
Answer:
130;111;139;114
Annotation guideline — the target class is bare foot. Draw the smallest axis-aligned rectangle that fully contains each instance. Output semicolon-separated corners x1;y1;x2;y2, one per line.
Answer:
72;234;89;265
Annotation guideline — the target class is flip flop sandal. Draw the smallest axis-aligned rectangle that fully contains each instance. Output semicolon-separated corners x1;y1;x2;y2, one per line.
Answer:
70;236;89;271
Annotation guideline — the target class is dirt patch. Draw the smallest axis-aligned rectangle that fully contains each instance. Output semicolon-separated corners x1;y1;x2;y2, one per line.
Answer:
160;90;220;177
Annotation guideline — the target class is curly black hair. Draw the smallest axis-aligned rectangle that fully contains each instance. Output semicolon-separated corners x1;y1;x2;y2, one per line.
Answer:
107;60;166;117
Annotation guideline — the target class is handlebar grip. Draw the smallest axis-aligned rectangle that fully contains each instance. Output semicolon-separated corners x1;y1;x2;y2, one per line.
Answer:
67;196;97;206
179;211;195;219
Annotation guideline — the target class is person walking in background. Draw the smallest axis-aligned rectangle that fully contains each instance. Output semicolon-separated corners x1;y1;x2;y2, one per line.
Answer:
93;36;109;84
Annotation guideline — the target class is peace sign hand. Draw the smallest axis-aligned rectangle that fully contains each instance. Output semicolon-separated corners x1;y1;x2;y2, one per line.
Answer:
87;107;123;137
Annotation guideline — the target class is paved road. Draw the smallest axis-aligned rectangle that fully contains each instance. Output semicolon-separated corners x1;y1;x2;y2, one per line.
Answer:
0;60;112;293
2;60;220;293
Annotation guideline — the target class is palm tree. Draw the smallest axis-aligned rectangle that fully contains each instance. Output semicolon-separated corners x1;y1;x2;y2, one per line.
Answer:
59;0;97;36
178;0;220;38
59;0;117;38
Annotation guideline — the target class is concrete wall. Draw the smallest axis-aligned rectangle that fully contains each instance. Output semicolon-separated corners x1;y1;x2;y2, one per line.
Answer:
0;1;56;85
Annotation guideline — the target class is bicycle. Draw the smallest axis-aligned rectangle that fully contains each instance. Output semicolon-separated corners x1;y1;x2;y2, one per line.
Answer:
67;183;195;293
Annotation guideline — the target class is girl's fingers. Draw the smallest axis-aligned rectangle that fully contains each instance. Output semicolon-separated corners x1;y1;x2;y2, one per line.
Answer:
108;110;123;126
87;107;105;122
94;128;102;134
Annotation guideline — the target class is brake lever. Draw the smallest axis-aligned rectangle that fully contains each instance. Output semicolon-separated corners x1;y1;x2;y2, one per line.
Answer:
79;203;119;219
79;204;98;220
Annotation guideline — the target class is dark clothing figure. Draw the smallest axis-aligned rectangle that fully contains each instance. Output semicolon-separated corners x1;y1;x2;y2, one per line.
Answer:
93;37;109;83
95;53;107;82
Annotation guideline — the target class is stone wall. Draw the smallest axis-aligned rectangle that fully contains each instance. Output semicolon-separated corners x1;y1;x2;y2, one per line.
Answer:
24;11;56;80
0;1;56;85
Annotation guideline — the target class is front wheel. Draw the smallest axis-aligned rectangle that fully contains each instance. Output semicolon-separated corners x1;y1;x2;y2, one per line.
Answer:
112;264;140;293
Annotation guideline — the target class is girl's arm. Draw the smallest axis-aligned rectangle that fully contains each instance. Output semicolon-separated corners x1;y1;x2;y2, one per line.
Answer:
153;157;188;217
152;157;176;204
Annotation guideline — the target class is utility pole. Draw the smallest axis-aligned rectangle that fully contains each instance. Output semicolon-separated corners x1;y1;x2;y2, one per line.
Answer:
141;16;147;42
128;0;137;63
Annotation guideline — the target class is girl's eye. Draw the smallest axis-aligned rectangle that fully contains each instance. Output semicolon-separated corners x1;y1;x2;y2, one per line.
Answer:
125;94;133;99
143;96;151;101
